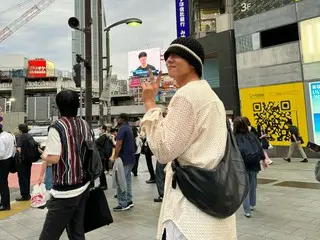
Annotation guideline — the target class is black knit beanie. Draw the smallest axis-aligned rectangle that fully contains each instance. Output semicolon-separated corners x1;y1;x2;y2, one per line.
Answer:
164;37;205;78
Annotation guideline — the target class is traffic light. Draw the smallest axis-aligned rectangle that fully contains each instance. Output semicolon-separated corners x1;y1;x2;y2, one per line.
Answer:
73;63;81;88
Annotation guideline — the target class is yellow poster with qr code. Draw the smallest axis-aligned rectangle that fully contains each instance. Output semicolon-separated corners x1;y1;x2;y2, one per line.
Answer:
240;82;308;146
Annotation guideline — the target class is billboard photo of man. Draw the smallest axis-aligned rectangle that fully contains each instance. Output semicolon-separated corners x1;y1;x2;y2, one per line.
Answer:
128;48;161;77
135;52;156;76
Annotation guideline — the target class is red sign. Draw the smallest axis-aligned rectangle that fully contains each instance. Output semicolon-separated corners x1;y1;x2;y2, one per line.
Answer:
28;59;46;77
129;78;141;88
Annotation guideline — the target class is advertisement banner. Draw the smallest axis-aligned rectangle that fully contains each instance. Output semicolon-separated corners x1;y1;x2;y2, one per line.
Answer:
175;0;190;38
309;82;320;144
160;50;168;74
128;48;161;77
28;59;46;78
129;78;141;88
46;60;55;77
240;82;308;146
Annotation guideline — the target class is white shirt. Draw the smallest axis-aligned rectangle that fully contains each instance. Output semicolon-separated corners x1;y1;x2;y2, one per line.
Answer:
135;136;143;154
0;131;15;160
141;80;236;240
45;128;90;198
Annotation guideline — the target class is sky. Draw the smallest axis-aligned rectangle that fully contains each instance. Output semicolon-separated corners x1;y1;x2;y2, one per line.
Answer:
0;0;176;78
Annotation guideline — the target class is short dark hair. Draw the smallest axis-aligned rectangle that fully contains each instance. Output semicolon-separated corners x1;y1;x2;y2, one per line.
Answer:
242;117;251;127
138;52;147;59
18;123;29;133
119;113;129;122
56;90;80;117
233;117;249;135
101;125;107;131
110;128;118;133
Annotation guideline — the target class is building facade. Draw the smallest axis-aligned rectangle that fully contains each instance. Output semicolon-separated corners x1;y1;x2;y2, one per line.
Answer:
233;0;320;156
189;0;239;116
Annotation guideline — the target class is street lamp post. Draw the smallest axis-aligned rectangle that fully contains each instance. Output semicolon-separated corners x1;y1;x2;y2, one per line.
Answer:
99;18;142;124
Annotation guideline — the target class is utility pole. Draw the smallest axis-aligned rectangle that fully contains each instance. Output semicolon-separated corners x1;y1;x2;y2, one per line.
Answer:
84;0;92;127
105;30;111;124
98;0;104;126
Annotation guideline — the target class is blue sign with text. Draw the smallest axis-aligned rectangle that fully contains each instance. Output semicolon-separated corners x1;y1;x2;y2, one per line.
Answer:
175;0;190;38
310;82;320;144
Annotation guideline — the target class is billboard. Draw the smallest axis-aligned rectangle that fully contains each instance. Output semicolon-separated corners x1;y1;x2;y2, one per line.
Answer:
129;77;141;88
175;0;190;38
240;82;308;146
160;50;168;74
128;48;161;77
28;59;46;77
46;60;55;77
27;59;55;77
309;82;320;144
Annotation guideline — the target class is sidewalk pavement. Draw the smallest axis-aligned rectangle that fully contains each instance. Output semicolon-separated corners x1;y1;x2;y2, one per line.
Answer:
1;157;320;240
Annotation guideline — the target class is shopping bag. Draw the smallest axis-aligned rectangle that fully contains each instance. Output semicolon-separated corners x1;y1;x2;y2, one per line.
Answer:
84;187;113;233
31;183;47;208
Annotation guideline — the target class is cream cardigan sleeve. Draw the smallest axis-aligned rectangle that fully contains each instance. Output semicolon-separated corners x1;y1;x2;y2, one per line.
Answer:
140;94;195;164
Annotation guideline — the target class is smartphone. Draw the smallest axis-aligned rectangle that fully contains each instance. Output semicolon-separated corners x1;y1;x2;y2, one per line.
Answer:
307;142;320;152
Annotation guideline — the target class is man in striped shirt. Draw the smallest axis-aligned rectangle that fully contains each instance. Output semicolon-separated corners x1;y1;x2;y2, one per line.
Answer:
39;90;92;240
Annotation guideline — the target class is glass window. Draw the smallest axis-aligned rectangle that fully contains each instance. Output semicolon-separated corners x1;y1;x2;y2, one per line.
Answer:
194;8;220;34
204;58;219;88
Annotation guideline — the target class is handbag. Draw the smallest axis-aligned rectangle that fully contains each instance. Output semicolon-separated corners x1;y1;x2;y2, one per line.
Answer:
171;119;249;218
84;187;113;233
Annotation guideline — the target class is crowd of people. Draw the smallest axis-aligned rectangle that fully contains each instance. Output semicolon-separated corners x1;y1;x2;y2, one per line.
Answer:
0;36;312;240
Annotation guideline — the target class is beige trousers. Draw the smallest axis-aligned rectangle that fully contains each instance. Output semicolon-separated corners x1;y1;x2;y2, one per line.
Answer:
287;142;307;159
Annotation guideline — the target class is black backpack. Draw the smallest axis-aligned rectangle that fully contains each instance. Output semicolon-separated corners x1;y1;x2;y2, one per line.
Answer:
103;137;113;159
238;133;263;166
81;139;103;182
23;136;40;163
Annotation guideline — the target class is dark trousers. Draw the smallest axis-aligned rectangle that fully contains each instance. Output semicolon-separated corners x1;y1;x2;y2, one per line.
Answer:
131;154;140;176
17;162;32;198
0;158;11;208
39;187;90;240
145;151;155;180
155;161;166;197
99;156;108;187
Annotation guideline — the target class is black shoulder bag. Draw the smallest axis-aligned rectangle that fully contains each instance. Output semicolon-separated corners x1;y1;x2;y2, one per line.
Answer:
171;120;249;218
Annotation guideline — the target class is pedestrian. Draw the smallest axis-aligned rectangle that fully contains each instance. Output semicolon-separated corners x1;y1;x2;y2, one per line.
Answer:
141;37;237;239
131;126;143;177
95;125;112;190
257;124;273;165
284;119;308;163
144;139;156;183
111;113;136;211
16;123;36;201
39;90;92;240
233;117;267;218
0;123;16;211
154;112;168;203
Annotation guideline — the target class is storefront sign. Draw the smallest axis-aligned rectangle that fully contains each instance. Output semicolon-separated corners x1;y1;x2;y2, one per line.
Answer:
309;82;320;144
175;0;190;38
